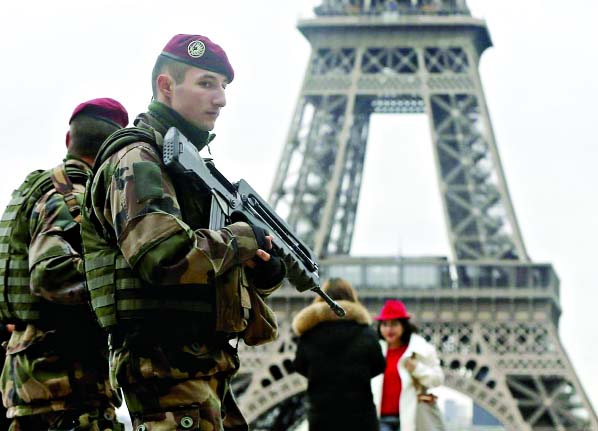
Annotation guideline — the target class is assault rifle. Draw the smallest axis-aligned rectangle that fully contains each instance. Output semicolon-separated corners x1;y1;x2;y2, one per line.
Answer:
163;127;345;317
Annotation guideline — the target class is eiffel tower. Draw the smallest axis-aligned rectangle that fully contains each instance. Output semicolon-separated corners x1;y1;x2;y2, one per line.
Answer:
234;1;598;430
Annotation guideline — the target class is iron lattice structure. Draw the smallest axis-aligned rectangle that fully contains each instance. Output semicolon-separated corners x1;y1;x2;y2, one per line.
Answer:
235;1;598;430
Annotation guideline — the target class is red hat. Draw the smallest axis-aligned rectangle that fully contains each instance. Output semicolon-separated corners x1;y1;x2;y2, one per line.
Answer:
69;98;129;128
160;34;234;82
374;300;411;320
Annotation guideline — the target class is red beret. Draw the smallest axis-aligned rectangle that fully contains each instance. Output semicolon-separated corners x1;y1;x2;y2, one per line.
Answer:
160;34;234;82
69;98;129;128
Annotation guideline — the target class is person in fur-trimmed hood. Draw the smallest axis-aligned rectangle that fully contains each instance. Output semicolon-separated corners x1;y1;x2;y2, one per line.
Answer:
292;278;386;431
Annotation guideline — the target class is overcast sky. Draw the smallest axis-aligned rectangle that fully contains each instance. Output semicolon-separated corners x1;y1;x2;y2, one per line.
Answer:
1;0;597;416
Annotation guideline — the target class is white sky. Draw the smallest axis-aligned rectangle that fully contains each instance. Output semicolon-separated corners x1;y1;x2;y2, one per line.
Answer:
0;0;596;417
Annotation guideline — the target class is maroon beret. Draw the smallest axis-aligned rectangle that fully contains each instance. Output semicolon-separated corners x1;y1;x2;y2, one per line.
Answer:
69;98;129;128
160;34;234;82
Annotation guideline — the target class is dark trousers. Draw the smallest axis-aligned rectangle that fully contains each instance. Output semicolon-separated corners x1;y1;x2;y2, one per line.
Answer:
380;414;400;431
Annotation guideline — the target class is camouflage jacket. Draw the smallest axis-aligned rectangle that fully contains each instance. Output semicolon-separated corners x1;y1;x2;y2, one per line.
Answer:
0;157;112;417
28;158;89;307
83;103;282;393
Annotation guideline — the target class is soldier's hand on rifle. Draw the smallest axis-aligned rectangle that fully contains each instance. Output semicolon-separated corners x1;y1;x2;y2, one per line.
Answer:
245;225;273;268
244;225;286;289
245;235;273;267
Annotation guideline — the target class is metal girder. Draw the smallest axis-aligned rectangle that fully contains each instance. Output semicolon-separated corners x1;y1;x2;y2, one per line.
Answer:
269;94;347;248
430;92;527;260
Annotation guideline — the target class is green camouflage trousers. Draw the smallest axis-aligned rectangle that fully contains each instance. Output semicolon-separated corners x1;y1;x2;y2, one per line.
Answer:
1;340;114;417
0;326;118;426
124;375;247;431
7;406;124;430
110;334;248;431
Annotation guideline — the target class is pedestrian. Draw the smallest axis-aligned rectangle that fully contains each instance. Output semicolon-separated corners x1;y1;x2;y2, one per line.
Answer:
372;300;444;431
80;34;286;431
0;98;129;430
293;278;386;431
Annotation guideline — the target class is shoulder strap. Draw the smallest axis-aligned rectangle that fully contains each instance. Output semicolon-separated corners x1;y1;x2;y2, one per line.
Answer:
50;164;79;221
93;127;162;173
84;127;163;244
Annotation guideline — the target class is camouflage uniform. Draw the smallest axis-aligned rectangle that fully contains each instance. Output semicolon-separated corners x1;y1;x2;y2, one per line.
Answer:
82;102;283;431
0;323;11;430
0;158;122;430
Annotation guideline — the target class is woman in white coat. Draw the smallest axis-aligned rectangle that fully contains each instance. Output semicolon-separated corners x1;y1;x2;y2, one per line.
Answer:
371;300;444;431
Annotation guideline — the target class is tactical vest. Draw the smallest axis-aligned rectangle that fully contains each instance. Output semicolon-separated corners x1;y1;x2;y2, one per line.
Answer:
81;128;217;332
0;163;87;324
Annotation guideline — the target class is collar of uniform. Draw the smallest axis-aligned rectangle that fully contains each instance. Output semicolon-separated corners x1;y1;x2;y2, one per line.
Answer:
142;101;215;152
63;154;92;171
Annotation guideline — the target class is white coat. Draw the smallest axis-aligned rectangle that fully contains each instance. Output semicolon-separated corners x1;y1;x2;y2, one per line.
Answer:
371;333;444;431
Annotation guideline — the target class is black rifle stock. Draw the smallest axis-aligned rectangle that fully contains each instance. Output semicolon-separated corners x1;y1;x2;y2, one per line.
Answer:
163;127;345;317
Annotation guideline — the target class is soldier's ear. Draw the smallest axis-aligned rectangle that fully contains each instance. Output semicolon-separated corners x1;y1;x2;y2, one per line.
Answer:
157;74;173;101
65;131;71;149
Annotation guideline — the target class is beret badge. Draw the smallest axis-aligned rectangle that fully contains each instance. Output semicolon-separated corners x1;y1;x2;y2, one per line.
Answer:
188;40;206;58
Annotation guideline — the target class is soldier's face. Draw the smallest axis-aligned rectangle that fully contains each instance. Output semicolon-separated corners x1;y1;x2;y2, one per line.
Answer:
170;67;227;131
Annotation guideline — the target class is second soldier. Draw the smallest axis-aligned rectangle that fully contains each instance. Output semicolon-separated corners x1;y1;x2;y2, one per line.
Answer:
0;98;129;430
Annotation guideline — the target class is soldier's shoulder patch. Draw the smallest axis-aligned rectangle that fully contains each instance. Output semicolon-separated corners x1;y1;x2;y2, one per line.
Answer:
132;161;163;203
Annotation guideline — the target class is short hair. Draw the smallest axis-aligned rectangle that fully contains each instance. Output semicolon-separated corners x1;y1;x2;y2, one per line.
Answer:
151;55;191;99
68;114;121;158
377;318;418;345
314;277;358;303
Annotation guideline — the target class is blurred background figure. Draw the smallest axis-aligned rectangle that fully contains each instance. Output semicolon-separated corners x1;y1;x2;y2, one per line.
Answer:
372;300;444;431
293;278;385;431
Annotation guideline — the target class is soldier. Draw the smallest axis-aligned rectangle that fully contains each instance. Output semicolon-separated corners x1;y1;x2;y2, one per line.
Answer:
80;34;285;431
0;98;129;430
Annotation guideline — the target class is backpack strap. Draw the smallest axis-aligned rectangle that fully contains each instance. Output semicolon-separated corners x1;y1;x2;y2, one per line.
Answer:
84;127;163;244
93;127;162;173
50;164;80;222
